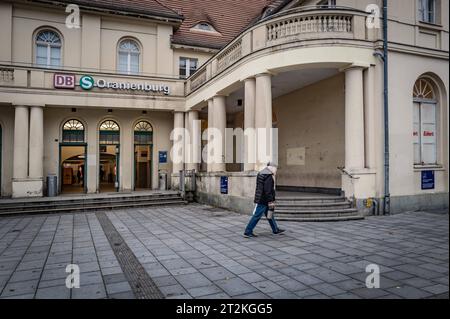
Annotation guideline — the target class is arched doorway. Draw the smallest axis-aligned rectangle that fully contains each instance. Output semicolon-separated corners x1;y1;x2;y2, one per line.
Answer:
60;119;87;194
99;120;120;192
134;121;153;190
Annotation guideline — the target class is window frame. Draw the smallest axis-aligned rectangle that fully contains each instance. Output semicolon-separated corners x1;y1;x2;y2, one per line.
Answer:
318;0;337;8
117;38;141;75
99;120;120;145
62;119;85;144
35;29;62;68
418;0;439;25
413;78;439;166
179;57;199;79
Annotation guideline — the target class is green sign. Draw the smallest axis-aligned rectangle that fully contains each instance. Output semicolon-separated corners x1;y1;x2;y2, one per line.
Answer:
80;75;94;90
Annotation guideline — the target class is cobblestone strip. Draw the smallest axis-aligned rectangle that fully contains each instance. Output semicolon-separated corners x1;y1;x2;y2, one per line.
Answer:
95;212;164;299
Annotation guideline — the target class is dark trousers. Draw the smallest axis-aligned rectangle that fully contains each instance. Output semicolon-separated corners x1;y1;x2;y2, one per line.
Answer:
245;204;279;234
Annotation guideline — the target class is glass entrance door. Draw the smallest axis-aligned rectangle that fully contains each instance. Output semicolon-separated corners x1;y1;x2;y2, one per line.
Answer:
99;144;119;192
133;121;153;190
60;145;87;194
99;120;120;192
134;145;152;189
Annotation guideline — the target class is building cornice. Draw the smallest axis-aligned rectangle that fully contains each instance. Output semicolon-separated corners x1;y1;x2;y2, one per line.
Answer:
14;0;184;25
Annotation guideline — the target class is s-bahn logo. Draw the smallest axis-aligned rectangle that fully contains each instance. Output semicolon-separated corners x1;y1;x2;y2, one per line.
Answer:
80;75;95;90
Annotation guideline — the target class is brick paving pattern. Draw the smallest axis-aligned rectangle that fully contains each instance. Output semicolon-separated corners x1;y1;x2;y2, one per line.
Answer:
0;204;448;299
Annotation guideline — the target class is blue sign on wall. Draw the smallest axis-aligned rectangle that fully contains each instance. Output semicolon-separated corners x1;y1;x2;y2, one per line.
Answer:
421;170;435;190
220;176;228;194
159;151;167;163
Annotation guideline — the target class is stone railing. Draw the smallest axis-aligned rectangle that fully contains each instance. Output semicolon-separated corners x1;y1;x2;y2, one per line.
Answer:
267;14;353;42
190;67;207;91
0;68;14;82
185;6;369;95
217;39;242;72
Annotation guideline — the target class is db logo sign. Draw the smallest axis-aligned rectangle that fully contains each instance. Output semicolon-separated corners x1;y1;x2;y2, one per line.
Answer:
54;74;75;89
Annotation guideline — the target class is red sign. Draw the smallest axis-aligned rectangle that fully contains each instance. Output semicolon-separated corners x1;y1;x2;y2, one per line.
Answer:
54;74;75;89
424;131;434;137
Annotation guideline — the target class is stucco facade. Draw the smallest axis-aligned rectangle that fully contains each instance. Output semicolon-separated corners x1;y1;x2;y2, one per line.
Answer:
0;0;448;215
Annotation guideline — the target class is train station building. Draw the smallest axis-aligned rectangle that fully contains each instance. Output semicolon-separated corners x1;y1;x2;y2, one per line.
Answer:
0;0;448;214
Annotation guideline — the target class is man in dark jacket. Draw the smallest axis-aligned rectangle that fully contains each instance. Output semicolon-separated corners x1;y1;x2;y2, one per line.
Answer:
244;162;285;238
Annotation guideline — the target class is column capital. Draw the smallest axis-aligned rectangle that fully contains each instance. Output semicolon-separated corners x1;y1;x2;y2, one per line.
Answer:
213;93;228;98
13;104;45;108
242;76;256;82
340;63;370;73
254;71;275;78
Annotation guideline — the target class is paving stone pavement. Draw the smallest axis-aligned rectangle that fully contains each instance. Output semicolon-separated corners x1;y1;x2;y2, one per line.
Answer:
0;204;448;299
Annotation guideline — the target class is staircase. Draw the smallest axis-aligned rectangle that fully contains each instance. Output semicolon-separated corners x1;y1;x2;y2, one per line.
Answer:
275;194;364;222
0;191;186;216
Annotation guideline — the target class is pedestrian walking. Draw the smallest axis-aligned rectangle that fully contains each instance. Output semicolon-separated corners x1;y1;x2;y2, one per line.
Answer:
244;162;285;238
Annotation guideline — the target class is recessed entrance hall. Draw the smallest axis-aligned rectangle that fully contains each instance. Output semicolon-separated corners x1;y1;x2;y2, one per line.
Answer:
134;121;153;190
99;120;120;193
60;120;86;194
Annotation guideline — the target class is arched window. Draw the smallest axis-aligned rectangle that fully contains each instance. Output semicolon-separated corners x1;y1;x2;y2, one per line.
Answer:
99;120;120;145
62;119;84;143
413;78;438;165
35;30;62;67
134;121;153;144
117;39;140;74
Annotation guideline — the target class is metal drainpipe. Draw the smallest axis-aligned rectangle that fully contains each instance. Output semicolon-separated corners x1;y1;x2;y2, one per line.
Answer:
383;0;391;215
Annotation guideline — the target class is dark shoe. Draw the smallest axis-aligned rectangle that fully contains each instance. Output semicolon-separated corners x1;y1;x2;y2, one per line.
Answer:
273;229;285;235
243;232;258;238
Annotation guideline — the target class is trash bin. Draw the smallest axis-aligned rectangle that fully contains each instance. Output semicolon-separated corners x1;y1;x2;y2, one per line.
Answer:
47;175;57;197
159;171;167;191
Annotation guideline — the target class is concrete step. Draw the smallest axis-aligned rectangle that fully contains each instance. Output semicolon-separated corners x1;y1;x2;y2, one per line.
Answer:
276;215;364;222
275;207;358;214
0;192;180;206
276;196;347;204
0;194;182;211
276;211;358;218
275;202;352;210
0;199;187;216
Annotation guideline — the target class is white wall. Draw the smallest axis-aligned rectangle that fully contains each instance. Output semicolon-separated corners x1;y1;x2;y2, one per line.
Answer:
274;73;345;189
389;51;449;197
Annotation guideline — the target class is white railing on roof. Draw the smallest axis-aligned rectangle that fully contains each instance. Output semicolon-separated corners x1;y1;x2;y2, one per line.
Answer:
186;6;369;94
267;14;353;42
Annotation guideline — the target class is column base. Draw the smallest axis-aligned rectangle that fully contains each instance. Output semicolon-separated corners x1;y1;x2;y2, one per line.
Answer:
12;178;43;198
341;168;376;199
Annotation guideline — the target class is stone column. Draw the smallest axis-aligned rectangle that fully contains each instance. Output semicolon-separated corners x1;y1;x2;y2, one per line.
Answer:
184;112;189;168
244;77;256;171
28;106;44;179
212;95;226;172
86;121;98;193
187;110;199;171
207;99;215;172
345;66;365;170
13;106;29;179
172;112;185;174
364;66;376;169
255;73;274;171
